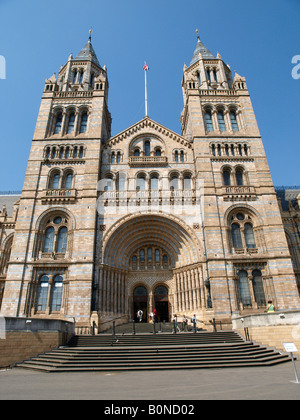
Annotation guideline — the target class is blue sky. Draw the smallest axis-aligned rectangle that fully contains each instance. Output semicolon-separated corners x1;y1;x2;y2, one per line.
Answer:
0;0;299;190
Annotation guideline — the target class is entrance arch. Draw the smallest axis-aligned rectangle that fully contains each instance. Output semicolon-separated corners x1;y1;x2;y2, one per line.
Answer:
99;212;203;321
133;286;148;322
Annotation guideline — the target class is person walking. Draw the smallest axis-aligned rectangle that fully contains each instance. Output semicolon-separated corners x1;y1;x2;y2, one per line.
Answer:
137;309;143;322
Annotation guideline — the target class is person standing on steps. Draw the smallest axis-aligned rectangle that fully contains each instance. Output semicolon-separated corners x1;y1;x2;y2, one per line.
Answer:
137;309;143;322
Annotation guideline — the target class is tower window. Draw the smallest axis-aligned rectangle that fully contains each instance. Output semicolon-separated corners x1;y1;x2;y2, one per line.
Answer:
217;110;226;132
223;168;231;186
236;168;244;186
67;113;75;134
80;112;88;133
56;227;68;253
73;71;77;84
205;110;213;132
43;227;55;253
230;110;239;131
54;113;63;134
50;275;63;311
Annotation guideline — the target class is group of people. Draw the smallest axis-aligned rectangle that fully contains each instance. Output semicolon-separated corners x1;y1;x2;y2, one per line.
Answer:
173;314;197;332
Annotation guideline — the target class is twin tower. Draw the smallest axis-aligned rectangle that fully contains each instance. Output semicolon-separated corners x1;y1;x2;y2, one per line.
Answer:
1;34;299;332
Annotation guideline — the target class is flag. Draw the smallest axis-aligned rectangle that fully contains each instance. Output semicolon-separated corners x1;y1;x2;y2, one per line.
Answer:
143;62;149;71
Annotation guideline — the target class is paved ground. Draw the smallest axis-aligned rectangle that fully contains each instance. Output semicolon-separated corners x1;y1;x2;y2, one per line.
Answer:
1;361;300;400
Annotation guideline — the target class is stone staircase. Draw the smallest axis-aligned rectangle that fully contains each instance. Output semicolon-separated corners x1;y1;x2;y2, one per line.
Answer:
15;326;291;372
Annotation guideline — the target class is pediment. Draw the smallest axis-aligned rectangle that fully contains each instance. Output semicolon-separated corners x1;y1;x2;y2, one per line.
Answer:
105;117;192;149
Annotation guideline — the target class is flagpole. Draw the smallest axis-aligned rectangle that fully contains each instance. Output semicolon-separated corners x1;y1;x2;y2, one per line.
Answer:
144;64;148;117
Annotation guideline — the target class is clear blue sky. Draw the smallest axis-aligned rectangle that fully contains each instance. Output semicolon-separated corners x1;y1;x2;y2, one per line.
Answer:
0;0;299;190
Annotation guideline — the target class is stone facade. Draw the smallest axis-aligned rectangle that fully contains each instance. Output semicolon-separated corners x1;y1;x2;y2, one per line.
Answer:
0;35;299;333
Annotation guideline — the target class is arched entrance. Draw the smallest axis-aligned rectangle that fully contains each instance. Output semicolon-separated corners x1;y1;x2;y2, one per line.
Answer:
154;285;169;322
133;286;148;322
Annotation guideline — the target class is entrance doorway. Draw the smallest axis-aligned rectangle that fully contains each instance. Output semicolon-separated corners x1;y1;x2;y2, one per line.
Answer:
133;286;148;322
154;285;169;322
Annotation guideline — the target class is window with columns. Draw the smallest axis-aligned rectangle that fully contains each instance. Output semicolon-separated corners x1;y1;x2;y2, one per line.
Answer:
50;107;89;137
36;273;64;313
130;246;170;270
236;268;266;309
229;212;257;252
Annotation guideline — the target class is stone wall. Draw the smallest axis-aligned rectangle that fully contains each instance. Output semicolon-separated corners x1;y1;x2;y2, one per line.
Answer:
232;311;300;353
0;317;74;368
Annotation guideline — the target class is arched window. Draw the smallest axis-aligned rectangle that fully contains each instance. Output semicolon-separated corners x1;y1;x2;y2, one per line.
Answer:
217;110;226;131
174;150;179;162
51;173;60;189
80;112;88;133
59;147;64;159
184;175;192;190
231;223;243;249
137;175;146;190
73;70;77;84
244;223;256;248
50;275;63;311
117;152;121;163
63;172;73;189
147;247;152;262
170;175;179;190
90;73;94;87
238;270;251;306
73;146;78;159
230;110;239;131
155;148;161;156
67;113;75;134
36;275;49;311
104;177;113;191
180;151;185;162
205;110;213;132
223;168;231;186
236;168;244;186
56;227;68;253
134;149;140;157
252;269;266;307
144;140;150;156
111;152;115;164
79;146;84;158
43;227;55;252
150;175;159;190
54;113;63;134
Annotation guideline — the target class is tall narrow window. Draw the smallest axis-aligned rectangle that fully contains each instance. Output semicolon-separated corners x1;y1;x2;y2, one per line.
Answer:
155;249;160;262
51;173;60;189
80;112;88;133
217;110;226;131
252;270;266;306
118;174;126;191
244;223;256;248
90;73;94;87
144;140;150;156
73;71;77;84
205;110;213;132
238;270;251;306
236;168;244;186
56;227;68;253
223;169;231;186
137;175;146;190
54;113;63;134
79;146;84;158
134;149;140;157
140;249;145;262
117;152;121;163
230;110;239;131
79;71;84;84
63;173;73;189
50;275;63;311
180;150;185;162
147;247;152;262
67;113;75;134
43;227;55;253
231;223;243;249
111;152;115;164
36;276;49;311
174;150;179;162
